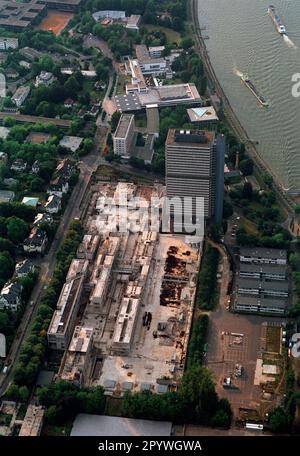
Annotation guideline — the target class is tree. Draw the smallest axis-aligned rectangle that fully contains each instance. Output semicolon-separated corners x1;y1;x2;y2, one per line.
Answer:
36;101;55;118
19;385;30;402
0;251;15;282
64;75;81;98
0;237;14;255
81;138;93;154
5;383;20;401
262;172;273;188
110;111;121;133
6;216;29;244
211;409;231;428
239;158;254;176
242;181;253;200
180;37;194;50
289;252;299;271
30;176;45;192
37;55;54;72
269;407;290;432
200;76;207;95
95;63;109;81
223;201;233;219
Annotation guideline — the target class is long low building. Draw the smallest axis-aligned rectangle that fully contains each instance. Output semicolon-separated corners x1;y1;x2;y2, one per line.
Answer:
115;83;202;112
59;326;94;386
234;295;286;315
112;296;140;355
19;405;44;437
0;112;72;128
234;246;290;316
239;263;287;281
0;0;46;31
47;259;88;351
240;247;287;265
237;277;289;298
37;0;82;12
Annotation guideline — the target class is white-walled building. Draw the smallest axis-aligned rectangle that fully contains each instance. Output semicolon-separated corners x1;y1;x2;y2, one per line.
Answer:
113;114;135;157
12;85;30;107
0;37;18;51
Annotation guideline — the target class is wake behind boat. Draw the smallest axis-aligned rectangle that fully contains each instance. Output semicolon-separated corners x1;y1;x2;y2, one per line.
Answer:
268;5;286;35
240;74;268;107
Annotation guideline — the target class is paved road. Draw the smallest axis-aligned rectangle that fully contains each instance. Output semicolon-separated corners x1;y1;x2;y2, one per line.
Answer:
83;34;119;72
182;424;272;436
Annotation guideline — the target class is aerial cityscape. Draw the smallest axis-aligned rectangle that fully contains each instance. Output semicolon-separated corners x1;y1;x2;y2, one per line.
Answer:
0;0;299;444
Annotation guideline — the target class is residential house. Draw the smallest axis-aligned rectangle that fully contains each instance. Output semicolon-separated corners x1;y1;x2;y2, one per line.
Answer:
47;175;69;198
44;194;61;214
87;105;99;117
15;259;35;278
0;281;22;311
55;158;75;179
64;98;75;108
0;190;14;203
31;160;40;174
35;71;56;87
23;228;48;254
11;158;27;172
0;152;8;163
33;212;53;227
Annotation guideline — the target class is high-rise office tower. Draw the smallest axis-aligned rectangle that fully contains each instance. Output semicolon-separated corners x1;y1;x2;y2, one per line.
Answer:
165;129;225;227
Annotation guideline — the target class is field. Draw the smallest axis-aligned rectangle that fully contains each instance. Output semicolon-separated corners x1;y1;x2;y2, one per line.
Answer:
37;11;74;35
144;25;182;45
266;325;282;354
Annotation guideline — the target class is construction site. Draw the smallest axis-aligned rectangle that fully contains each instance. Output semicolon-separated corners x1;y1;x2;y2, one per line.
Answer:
48;182;202;394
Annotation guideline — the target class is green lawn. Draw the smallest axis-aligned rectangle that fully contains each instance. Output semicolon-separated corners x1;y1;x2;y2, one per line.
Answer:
144;25;182;45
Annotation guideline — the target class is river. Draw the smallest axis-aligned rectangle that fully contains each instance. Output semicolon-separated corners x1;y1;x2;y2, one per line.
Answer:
197;0;300;193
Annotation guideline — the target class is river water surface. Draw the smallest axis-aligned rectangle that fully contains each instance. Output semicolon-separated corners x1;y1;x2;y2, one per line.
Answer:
197;0;300;193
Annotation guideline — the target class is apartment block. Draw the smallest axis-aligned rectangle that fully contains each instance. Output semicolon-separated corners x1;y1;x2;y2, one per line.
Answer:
47;259;88;351
0;37;18;50
11;86;30;107
59;326;94;387
113;114;135;157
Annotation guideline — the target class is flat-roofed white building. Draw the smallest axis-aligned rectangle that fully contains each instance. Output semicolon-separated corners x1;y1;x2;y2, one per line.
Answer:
112;296;140;355
135;45;167;75
92;10;126;21
125;14;141;30
11;85;30;107
126;59;148;94
77;234;100;260
35;71;56;87
187;106;219;129
59;326;94;386
113;114;135;157
19;405;44;437
149;45;165;58
240;247;287;265
0;37;18;50
47;259;88;351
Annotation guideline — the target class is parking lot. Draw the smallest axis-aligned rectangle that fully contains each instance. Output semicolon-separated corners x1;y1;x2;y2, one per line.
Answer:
205;262;286;415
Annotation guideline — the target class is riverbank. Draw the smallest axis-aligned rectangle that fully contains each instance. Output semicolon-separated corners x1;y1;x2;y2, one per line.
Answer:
189;0;294;215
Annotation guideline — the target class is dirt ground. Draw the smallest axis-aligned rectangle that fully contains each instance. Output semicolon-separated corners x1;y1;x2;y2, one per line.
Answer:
37;11;74;35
